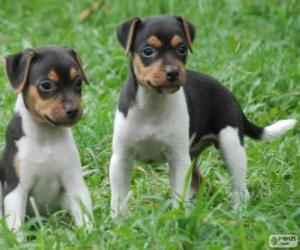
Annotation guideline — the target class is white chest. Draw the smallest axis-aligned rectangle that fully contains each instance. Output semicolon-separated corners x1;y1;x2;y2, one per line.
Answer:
17;135;78;177
16;133;79;209
113;88;190;163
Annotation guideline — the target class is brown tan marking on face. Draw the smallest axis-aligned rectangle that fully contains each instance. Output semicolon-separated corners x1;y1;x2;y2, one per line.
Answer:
133;54;164;87
48;70;60;82
147;36;162;48
25;86;82;126
14;154;21;178
70;67;79;80
170;35;182;47
133;54;186;89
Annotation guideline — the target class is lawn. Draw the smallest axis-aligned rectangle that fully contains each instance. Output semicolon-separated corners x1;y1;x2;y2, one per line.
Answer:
0;0;299;249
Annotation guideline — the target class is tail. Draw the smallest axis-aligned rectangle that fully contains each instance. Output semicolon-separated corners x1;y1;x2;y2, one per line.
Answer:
244;116;297;141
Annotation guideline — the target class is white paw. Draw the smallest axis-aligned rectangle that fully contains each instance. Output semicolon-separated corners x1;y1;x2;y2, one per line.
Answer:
111;194;130;219
232;188;250;210
111;206;128;219
15;230;25;242
74;213;93;233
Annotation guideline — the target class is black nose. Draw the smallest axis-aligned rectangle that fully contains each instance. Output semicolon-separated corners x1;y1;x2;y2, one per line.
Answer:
66;108;79;120
166;68;179;82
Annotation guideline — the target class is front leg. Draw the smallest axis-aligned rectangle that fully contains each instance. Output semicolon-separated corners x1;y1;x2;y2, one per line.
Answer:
4;184;28;232
109;151;134;218
167;152;192;208
61;173;93;231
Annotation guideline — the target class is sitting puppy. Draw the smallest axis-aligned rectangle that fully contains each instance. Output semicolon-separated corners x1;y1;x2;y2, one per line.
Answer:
0;46;92;233
109;16;296;216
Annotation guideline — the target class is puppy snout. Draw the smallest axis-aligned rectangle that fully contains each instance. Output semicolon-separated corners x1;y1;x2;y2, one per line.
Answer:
66;108;79;120
64;102;80;120
166;67;179;82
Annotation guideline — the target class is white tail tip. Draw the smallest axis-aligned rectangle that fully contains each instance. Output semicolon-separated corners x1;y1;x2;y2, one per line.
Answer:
261;119;297;140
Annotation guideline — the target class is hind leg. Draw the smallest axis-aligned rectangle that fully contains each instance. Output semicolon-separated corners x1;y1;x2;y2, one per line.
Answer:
190;160;204;198
218;126;249;209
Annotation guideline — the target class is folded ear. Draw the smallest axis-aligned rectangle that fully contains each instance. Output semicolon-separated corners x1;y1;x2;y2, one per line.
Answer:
65;47;89;84
176;16;195;53
4;49;35;93
116;17;141;55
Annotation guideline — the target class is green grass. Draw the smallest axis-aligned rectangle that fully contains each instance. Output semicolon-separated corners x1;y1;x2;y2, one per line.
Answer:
0;0;299;249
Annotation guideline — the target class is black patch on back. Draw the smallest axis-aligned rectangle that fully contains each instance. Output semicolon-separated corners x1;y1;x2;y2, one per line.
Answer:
184;70;245;149
118;66;138;117
0;113;24;195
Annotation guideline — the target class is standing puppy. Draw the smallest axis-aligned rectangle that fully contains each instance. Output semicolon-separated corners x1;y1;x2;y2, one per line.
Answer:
110;16;296;217
0;46;92;233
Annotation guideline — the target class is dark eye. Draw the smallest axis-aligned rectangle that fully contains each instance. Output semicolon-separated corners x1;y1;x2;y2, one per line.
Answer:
177;45;187;56
38;81;55;94
74;78;82;90
142;46;156;57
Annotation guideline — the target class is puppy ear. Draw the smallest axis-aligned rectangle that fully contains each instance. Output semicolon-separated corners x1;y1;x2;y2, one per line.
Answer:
66;48;89;84
176;16;195;53
116;17;141;55
4;49;35;93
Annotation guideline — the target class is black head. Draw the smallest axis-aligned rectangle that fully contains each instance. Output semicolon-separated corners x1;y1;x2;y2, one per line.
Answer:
116;16;195;94
4;46;89;126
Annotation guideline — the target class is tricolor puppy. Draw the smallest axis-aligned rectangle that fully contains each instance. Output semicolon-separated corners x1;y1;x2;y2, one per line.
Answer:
0;46;92;233
109;15;297;217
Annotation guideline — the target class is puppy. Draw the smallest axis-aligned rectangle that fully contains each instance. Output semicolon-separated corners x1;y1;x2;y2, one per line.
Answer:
0;46;92;233
109;16;297;217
